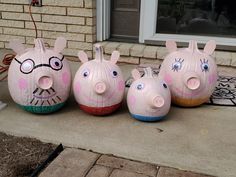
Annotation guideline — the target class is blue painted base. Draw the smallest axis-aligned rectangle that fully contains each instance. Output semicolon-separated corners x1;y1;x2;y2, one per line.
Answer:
131;114;165;122
18;102;65;114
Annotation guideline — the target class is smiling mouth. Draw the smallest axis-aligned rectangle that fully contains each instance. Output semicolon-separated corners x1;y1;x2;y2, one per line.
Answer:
33;92;56;99
173;86;202;97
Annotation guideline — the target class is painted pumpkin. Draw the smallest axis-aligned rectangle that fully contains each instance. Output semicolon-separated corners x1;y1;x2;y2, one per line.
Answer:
73;44;125;115
8;37;72;113
127;67;171;122
159;40;218;107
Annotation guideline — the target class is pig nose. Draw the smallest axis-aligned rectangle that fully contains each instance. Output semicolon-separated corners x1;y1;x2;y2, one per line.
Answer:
94;81;107;94
150;95;165;108
184;72;200;90
36;74;53;90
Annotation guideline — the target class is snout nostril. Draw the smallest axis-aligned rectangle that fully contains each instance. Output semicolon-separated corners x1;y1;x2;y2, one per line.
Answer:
186;77;200;90
94;81;107;94
152;96;165;108
37;76;53;90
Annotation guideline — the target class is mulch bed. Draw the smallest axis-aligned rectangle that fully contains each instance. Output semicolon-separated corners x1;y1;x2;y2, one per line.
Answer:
0;132;56;177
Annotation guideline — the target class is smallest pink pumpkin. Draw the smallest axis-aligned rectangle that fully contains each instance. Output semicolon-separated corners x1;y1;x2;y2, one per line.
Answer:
127;67;171;122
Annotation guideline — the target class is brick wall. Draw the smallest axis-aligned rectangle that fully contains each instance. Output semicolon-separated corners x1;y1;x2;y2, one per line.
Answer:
0;0;96;58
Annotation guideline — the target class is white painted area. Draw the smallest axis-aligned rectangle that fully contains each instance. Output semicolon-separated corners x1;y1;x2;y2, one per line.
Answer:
0;101;7;111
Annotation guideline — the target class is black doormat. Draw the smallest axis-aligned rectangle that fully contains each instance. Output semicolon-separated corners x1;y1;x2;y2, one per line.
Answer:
125;65;236;106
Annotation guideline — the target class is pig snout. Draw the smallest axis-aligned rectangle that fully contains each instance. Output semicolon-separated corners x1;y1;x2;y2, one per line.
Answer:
184;72;201;90
149;95;165;108
36;73;53;90
94;81;107;94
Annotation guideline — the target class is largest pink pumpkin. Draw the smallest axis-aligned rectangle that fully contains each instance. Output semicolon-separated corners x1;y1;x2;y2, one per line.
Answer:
159;40;218;107
73;44;125;115
8;37;72;113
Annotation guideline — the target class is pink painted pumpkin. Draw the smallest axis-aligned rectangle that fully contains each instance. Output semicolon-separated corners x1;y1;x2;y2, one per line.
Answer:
73;44;125;115
127;67;171;121
8;37;72;113
159;40;218;107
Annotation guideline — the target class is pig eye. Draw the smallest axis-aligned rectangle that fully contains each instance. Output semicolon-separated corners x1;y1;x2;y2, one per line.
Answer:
200;59;209;72
172;58;184;72
136;83;145;90
163;83;168;89
111;70;118;78
82;69;90;78
49;57;63;70
20;59;35;74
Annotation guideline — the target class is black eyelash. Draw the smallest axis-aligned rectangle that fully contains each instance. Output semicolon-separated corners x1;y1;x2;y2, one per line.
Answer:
175;58;184;63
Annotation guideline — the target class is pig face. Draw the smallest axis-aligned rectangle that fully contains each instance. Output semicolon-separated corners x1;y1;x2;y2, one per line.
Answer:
159;40;218;107
8;37;71;113
127;67;171;122
73;44;125;115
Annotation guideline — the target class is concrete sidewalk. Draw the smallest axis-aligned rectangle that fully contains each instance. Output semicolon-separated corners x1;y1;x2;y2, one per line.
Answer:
0;49;236;177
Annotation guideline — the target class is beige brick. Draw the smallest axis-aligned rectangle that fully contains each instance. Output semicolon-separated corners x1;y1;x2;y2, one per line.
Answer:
24;5;66;15
157;167;212;177
0;4;23;12
3;27;41;37
26;37;55;47
156;47;168;60
63;48;79;57
140;58;162;66
0;0;29;4
130;44;146;57
67;8;93;17
39;148;99;177
25;22;66;32
0;42;4;48
86;34;96;43
104;42;121;54
86;17;96;26
67;25;93;34
117;43;134;56
215;51;231;66
0;19;24;28
0;34;25;43
143;46;158;59
43;0;83;7
0;27;2;33
68;41;92;50
110;169;149;177
42;31;84;41
85;0;96;8
2;12;41;21
103;54;139;65
231;53;236;67
86;165;112;177
42;15;84;25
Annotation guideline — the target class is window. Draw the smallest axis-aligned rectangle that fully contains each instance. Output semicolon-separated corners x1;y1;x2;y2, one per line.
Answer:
97;0;236;49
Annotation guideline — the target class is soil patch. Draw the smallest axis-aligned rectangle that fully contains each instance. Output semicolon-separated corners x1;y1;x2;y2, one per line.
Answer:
0;132;56;177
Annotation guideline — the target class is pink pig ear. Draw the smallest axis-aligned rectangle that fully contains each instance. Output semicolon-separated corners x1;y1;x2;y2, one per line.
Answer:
204;40;216;55
131;69;141;80
166;40;177;53
54;37;67;53
110;51;120;64
78;51;88;63
9;39;25;55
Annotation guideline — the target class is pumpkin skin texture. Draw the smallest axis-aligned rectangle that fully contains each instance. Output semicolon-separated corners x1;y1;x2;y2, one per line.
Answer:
127;68;171;122
8;37;72;114
159;40;218;107
73;44;125;116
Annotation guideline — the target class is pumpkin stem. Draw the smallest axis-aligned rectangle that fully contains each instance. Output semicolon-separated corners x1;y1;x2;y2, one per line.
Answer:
94;44;103;62
188;40;199;53
144;67;153;78
34;38;46;52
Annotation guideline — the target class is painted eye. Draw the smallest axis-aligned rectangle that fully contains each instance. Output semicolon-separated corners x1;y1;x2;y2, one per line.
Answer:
82;69;90;78
163;83;168;89
20;59;35;74
172;58;184;72
111;70;118;78
49;57;63;70
200;59;209;72
136;83;145;90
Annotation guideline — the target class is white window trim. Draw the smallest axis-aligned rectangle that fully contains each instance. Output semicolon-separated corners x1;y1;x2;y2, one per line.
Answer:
97;0;236;47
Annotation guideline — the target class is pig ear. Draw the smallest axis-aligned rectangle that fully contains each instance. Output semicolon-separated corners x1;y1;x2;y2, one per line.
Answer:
166;40;177;53
204;40;216;55
9;39;25;55
54;37;67;53
78;51;88;63
110;50;120;64
131;69;141;80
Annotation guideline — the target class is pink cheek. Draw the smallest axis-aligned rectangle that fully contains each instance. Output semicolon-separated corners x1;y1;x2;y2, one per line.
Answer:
208;74;218;85
164;73;173;85
128;95;136;108
62;71;70;86
117;80;125;92
75;81;81;94
18;78;28;90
